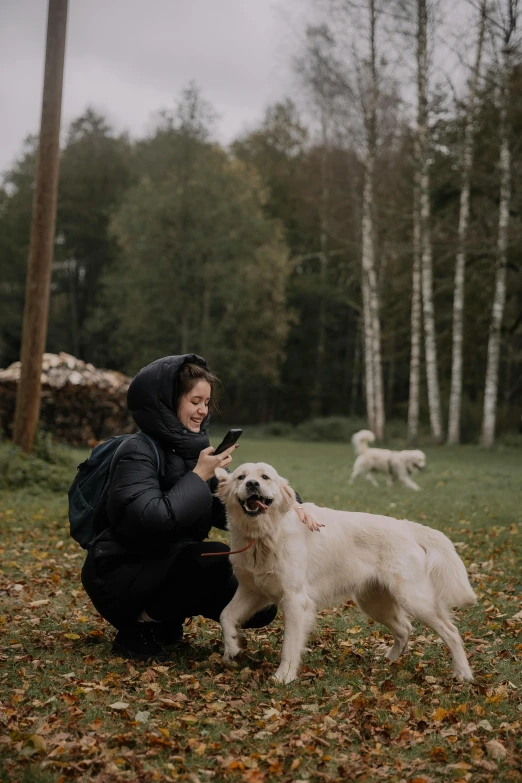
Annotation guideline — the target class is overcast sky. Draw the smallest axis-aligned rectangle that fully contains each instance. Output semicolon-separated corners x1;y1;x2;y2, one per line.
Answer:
1;1;483;178
1;0;312;175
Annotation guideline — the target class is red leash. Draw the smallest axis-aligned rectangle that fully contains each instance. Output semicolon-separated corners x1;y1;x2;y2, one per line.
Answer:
201;539;254;557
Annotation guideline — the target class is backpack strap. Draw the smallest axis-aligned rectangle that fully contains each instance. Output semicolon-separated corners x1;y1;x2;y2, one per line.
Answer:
137;432;163;476
87;432;164;550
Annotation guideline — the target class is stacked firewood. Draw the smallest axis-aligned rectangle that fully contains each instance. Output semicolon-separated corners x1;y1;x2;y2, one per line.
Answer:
0;353;136;446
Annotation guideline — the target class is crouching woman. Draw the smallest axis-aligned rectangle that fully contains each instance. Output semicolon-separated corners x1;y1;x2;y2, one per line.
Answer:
81;354;276;662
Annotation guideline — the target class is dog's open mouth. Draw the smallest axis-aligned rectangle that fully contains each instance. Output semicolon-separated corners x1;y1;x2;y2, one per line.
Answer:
239;494;273;515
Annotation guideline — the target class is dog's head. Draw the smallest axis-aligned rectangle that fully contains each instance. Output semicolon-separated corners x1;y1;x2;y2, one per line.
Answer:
405;450;426;473
215;463;295;521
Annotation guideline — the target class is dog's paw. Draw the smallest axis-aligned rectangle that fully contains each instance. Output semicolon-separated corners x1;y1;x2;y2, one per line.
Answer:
272;668;297;685
454;665;473;683
222;645;241;664
385;646;401;662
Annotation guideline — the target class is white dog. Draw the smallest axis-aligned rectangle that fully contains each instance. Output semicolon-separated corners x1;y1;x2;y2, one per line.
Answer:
350;430;426;491
215;462;476;685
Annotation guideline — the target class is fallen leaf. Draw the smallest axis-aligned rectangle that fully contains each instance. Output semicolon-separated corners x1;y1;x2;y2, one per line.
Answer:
27;735;47;753
109;701;129;710
485;740;507;760
243;770;266;783
430;746;447;762
229;729;248;740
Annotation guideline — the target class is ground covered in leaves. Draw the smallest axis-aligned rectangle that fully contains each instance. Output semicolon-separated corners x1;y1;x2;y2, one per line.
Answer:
0;440;521;783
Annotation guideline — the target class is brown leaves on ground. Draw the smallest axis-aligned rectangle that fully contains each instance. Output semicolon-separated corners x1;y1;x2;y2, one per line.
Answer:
1;486;522;782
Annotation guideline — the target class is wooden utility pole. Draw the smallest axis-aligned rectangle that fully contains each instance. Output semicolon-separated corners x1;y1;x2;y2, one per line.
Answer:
13;0;68;453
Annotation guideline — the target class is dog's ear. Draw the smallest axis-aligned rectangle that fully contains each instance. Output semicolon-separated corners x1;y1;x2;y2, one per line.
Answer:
214;468;232;501
214;467;229;482
280;478;296;510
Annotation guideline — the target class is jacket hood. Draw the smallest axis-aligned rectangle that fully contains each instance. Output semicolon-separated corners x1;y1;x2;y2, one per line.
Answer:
127;354;210;462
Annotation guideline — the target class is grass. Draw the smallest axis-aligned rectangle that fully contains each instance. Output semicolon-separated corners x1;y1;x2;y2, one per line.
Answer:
0;438;521;782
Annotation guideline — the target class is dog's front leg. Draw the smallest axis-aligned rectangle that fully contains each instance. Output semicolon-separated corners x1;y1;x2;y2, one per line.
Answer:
220;586;269;663
399;474;421;491
273;593;315;685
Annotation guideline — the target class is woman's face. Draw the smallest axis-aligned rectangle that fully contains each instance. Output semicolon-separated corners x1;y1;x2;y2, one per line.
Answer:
177;380;211;432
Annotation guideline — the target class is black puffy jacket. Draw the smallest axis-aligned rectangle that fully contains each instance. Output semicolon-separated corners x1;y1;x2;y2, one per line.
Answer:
81;354;227;628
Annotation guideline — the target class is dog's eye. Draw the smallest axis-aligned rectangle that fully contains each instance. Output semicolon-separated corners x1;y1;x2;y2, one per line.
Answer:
237;474;246;481
261;475;270;481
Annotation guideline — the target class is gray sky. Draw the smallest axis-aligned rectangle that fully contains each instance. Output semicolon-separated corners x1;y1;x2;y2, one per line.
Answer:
0;0;308;175
0;1;484;178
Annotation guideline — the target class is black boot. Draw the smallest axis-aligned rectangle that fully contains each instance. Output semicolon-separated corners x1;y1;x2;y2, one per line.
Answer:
242;604;278;629
155;622;184;647
112;624;169;662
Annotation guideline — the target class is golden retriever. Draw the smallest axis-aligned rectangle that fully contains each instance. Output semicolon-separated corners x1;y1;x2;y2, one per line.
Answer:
215;462;476;684
350;429;426;491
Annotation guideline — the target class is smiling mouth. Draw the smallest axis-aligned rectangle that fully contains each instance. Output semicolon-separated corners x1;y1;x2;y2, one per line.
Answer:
239;494;273;515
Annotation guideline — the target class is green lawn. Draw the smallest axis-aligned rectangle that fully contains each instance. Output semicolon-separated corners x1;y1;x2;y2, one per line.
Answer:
0;440;521;783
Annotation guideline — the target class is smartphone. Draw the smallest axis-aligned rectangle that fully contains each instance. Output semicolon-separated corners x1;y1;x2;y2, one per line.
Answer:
213;429;243;455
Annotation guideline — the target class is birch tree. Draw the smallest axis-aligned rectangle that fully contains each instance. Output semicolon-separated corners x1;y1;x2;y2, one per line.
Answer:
447;0;487;445
417;0;443;443
335;0;385;437
407;170;422;444
481;0;519;447
361;0;385;439
297;11;385;436
298;26;335;418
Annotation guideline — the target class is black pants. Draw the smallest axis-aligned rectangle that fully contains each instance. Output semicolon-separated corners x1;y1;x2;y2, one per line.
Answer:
144;541;276;628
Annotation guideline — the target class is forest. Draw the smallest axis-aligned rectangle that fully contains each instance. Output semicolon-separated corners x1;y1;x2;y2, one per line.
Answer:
1;0;521;444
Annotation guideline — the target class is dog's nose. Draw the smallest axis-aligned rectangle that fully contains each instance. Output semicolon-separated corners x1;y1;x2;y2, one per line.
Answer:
245;479;260;491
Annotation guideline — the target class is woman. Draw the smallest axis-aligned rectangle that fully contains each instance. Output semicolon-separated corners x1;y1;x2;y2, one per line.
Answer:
81;354;313;662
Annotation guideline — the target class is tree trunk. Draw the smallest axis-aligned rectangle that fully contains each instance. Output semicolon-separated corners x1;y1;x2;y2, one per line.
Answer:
361;0;384;439
447;0;486;444
386;325;396;416
417;0;443;443
362;254;376;433
201;268;211;357
350;317;362;417
369;256;384;439
311;114;329;418
408;180;422;445
68;257;80;359
13;0;69;452
180;311;189;355
481;41;512;447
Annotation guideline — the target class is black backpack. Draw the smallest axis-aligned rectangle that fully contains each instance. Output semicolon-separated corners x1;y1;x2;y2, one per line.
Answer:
68;432;161;549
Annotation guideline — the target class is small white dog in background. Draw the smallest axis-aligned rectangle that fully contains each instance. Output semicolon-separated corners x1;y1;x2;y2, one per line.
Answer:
350;429;427;491
215;462;476;685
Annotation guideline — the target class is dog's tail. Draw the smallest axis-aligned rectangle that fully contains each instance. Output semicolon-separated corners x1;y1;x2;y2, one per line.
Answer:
351;429;376;455
417;526;477;608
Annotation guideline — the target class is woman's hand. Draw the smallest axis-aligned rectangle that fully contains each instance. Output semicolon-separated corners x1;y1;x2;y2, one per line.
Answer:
193;444;237;482
294;504;324;532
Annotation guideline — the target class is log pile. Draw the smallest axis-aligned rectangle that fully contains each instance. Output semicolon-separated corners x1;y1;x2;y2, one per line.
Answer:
0;353;136;446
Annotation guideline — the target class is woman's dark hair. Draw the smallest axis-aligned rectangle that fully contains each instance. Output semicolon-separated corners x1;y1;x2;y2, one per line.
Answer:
177;363;220;412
